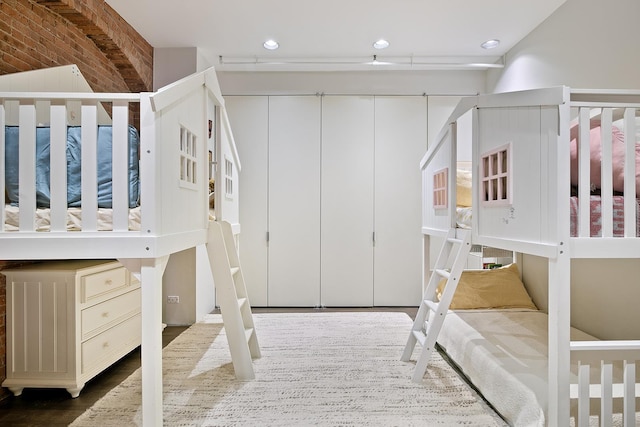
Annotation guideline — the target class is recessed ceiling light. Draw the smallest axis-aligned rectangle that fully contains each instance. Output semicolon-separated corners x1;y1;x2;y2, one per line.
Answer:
263;39;279;50
481;39;500;50
373;39;390;49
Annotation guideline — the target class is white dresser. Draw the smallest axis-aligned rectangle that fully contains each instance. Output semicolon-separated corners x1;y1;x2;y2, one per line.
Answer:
2;260;141;398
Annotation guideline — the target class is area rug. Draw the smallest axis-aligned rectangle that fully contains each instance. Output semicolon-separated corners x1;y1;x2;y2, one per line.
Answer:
71;312;505;426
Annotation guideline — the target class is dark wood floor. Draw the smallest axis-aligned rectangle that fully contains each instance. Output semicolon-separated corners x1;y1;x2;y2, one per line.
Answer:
0;307;417;426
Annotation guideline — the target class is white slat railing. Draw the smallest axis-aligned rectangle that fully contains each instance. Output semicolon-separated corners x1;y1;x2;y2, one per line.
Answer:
571;100;639;238
0;92;140;233
570;340;640;426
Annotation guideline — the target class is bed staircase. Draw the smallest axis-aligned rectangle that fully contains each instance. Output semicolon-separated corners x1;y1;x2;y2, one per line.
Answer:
402;227;471;383
207;220;261;380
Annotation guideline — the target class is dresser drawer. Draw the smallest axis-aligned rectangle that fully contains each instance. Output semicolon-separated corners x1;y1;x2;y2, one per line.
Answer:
81;288;141;340
81;266;129;304
81;313;141;375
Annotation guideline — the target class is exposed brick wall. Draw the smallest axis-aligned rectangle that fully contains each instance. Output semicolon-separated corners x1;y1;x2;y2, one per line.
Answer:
0;0;154;402
0;0;153;93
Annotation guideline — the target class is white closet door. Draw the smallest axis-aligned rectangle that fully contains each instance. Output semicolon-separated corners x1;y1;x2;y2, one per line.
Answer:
373;96;428;305
225;96;269;306
268;96;321;306
321;96;374;306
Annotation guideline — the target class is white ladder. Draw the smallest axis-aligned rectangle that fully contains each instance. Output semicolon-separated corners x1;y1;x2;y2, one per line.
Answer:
207;220;260;380
401;227;471;383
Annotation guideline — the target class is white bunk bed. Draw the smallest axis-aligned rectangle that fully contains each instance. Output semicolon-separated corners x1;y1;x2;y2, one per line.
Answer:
419;87;640;426
0;66;241;425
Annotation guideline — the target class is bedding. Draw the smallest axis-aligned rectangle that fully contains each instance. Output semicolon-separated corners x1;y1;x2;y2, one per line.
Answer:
436;309;598;427
4;125;140;208
456;197;640;237
570;195;640;237
569;119;640;197
3;205;141;231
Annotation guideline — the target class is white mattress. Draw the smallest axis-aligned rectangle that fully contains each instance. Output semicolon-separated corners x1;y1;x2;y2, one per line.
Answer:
436;310;597;427
3;205;141;231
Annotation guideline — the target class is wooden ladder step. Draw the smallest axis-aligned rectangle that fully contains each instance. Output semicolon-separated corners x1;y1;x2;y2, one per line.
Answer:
244;327;254;342
412;330;427;346
237;297;247;309
435;269;450;279
230;267;240;276
424;300;439;313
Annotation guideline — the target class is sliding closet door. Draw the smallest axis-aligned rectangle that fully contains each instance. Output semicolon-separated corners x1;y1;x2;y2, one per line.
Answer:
268;96;321;306
373;96;427;305
321;96;374;306
224;96;269;306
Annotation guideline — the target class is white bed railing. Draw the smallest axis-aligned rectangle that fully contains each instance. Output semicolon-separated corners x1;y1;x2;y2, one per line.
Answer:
569;93;640;239
419;87;640;426
571;341;640;426
0;92;140;233
0;67;235;261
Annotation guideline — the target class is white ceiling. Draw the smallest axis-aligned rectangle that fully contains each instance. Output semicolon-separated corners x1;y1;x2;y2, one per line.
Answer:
105;0;567;72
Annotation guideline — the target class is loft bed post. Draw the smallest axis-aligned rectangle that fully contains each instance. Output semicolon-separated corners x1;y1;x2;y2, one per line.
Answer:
547;87;573;426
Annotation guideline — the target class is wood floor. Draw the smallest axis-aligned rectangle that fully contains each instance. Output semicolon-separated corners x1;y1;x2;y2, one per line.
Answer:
0;307;417;426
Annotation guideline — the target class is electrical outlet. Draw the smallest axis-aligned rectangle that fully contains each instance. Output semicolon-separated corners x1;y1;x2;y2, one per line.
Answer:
167;295;180;304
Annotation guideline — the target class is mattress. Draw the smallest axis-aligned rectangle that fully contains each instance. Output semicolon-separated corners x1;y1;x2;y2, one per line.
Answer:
436;310;596;427
3;205;141;231
570;195;640;237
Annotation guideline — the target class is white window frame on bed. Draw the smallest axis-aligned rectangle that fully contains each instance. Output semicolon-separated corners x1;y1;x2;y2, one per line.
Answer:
480;142;512;206
224;155;234;200
432;167;448;209
179;125;198;190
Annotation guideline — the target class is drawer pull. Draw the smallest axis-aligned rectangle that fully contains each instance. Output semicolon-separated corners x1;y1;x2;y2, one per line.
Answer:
104;279;113;285
103;341;110;349
102;312;110;318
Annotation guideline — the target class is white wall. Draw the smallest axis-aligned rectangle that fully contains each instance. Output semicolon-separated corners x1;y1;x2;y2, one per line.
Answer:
487;0;640;93
487;0;640;340
153;47;198;90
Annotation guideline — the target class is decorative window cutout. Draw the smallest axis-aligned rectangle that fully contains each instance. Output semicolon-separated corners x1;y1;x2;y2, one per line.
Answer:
179;126;198;189
433;167;448;209
481;143;511;205
224;156;233;199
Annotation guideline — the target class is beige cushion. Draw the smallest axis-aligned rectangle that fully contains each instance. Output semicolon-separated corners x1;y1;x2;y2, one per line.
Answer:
437;263;537;310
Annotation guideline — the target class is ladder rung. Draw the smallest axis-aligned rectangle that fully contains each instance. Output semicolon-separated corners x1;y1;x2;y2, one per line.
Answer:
447;237;463;245
244;327;254;342
424;300;439;313
237;297;247;309
412;330;426;346
230;267;240;276
435;269;450;279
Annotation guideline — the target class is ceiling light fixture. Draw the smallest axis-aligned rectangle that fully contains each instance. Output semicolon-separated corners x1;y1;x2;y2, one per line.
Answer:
263;39;279;50
480;39;500;49
373;39;390;49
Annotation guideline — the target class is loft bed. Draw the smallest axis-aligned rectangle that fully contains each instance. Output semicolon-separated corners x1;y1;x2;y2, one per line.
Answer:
419;87;640;426
0;65;241;425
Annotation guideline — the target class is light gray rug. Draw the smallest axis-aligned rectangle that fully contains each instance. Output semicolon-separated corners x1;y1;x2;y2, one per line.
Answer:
71;312;505;426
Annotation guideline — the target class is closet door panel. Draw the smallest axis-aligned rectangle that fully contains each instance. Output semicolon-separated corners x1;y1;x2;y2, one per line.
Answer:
374;96;427;305
321;96;374;306
268;96;321;306
225;96;268;306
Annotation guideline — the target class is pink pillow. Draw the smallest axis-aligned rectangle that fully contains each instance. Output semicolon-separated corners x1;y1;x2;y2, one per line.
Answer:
570;121;640;196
